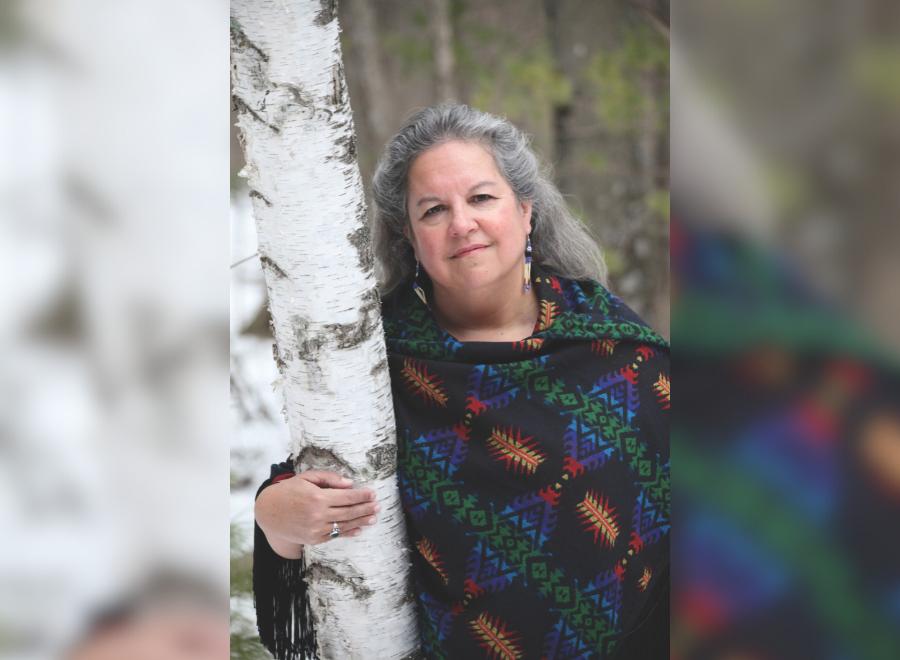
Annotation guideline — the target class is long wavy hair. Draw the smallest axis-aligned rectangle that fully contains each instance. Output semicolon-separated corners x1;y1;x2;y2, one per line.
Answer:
371;103;607;293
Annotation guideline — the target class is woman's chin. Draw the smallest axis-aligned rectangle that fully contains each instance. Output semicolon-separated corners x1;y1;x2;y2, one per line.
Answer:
440;269;517;294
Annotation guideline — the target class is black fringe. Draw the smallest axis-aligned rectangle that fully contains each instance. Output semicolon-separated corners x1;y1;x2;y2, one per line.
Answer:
253;469;319;660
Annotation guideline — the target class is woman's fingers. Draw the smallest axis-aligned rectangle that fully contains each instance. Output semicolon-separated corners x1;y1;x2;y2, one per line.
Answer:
326;486;376;507
299;470;354;489
328;500;380;522
317;513;378;543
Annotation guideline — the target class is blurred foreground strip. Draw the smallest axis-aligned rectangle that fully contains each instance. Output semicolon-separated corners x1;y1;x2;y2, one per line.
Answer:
671;216;900;660
672;1;900;658
1;1;229;658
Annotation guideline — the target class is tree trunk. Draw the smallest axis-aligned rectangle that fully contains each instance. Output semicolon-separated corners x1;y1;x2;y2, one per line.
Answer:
543;0;574;194
230;1;420;657
429;0;457;101
343;0;393;154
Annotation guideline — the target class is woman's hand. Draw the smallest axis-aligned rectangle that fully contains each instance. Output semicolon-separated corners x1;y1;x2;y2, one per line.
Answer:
255;470;380;559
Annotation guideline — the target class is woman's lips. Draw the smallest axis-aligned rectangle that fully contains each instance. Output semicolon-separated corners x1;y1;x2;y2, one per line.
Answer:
452;244;488;258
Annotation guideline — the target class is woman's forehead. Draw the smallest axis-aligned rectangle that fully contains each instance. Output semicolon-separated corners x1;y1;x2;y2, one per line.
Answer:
407;141;503;190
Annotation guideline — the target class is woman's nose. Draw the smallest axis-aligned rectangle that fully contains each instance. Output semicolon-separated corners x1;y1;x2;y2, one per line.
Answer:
448;205;477;235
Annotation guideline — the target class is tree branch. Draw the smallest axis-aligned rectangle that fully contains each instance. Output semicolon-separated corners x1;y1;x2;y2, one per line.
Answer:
629;0;669;41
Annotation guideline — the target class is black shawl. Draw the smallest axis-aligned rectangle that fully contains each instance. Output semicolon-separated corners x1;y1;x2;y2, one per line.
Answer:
382;266;670;659
254;266;670;659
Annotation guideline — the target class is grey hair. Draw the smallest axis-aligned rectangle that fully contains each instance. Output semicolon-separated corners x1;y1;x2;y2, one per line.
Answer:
371;103;607;293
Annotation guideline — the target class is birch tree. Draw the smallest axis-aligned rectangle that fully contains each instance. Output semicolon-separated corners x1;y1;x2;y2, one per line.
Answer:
230;1;420;657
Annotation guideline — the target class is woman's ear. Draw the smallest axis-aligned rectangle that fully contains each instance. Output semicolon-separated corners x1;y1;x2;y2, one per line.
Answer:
403;223;418;257
520;199;533;234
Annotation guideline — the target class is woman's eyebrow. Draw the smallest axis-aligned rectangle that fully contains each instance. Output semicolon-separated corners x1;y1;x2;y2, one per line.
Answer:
414;181;498;208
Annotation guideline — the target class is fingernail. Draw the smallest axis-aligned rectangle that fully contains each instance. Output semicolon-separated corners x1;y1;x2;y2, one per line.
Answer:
374;504;382;513
341;477;352;485
367;517;376;525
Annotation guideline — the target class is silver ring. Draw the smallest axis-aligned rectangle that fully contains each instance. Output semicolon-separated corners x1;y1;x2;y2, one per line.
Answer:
329;521;340;538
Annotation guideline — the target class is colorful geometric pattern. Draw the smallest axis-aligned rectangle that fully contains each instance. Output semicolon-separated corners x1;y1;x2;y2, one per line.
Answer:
576;490;620;547
381;265;670;658
653;373;670;410
417;537;449;584
401;357;449;406
486;426;547;476
469;612;524;660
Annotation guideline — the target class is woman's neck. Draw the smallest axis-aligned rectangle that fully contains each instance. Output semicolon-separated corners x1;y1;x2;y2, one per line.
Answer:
431;271;538;342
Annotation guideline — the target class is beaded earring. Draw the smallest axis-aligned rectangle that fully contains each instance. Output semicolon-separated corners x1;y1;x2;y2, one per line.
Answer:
413;260;428;306
523;234;533;292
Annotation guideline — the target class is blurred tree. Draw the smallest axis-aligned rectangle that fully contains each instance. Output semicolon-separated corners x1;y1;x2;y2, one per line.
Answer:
543;0;576;194
230;0;419;657
429;0;458;101
343;0;393;166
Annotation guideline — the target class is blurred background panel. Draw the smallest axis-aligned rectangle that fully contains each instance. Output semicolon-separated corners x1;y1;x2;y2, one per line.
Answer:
1;0;230;658
672;2;900;659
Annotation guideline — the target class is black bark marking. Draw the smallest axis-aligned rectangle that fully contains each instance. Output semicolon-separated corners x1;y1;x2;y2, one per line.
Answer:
283;82;315;109
330;60;346;107
259;255;288;279
305;562;373;600
365;442;396;478
232;94;281;134
293;316;326;358
346;221;374;273
322;287;381;350
333;131;357;165
230;18;269;62
248;189;272;207
399;650;427;660
369;355;388;378
295;444;357;477
272;343;286;375
314;0;337;26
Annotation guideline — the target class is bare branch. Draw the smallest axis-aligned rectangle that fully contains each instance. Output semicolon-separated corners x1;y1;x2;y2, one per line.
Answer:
629;0;669;41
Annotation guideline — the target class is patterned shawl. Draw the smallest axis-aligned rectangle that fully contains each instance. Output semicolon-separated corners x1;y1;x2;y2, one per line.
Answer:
381;265;670;659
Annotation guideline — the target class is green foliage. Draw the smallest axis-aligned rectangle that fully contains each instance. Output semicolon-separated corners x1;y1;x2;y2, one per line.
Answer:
851;43;900;109
231;521;268;660
585;22;668;134
382;33;434;75
231;613;270;660
647;189;670;223
467;44;571;135
411;8;428;29
585;152;610;177
231;522;253;596
232;552;253;597
603;247;628;278
763;163;812;217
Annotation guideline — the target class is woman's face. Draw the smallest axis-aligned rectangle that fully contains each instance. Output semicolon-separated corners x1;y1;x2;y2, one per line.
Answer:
405;140;532;296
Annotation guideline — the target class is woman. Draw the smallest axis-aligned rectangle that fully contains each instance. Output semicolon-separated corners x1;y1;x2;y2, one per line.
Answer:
254;104;669;659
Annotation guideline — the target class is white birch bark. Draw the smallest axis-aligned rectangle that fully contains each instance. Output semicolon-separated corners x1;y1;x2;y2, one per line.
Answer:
230;1;420;657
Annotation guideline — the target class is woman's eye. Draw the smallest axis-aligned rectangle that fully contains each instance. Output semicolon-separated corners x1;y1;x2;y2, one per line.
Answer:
424;205;444;217
471;194;494;203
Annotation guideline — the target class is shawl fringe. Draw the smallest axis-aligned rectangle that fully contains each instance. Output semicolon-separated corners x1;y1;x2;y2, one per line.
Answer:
253;469;319;660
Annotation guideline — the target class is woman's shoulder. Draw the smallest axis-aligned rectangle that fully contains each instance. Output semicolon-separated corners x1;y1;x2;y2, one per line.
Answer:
535;271;668;350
